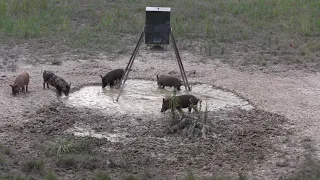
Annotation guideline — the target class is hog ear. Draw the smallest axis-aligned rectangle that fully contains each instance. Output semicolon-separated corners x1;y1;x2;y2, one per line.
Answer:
9;84;13;87
156;75;159;80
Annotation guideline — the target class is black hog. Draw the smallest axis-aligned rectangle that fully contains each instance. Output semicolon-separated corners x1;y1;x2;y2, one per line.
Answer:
10;71;30;96
101;69;124;88
43;70;71;96
157;75;181;91
161;94;201;113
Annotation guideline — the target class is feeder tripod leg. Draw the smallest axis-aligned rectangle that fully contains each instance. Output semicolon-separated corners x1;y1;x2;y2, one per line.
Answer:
115;31;144;102
170;32;191;91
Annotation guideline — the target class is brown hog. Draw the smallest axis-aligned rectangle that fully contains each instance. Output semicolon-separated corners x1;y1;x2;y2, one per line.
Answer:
157;75;181;91
10;71;29;96
161;94;201;113
101;69;124;88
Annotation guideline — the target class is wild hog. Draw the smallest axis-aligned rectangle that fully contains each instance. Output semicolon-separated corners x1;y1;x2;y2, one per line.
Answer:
43;71;71;96
157;75;181;91
10;71;30;96
161;94;201;113
101;68;124;88
43;70;55;89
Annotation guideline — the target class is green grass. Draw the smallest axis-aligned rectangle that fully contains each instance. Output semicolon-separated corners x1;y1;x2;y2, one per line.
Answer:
55;154;102;171
44;138;78;156
0;144;11;156
80;155;99;170
0;174;29;180
56;155;78;170
0;143;59;180
93;172;111;180
182;169;248;180
43;137;104;175
0;0;319;53
0;153;6;166
183;169;196;180
123;175;140;180
21;158;46;175
44;137;97;157
44;171;59;180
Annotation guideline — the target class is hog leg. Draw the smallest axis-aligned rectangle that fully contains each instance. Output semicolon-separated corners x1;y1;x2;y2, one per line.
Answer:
189;99;198;113
56;87;62;96
21;86;25;94
192;106;199;113
43;82;49;89
110;81;115;88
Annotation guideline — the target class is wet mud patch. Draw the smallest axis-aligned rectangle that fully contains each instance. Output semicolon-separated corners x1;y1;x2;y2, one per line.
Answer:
65;79;253;116
65;125;129;143
90;108;293;179
20;102;109;136
1;86;298;179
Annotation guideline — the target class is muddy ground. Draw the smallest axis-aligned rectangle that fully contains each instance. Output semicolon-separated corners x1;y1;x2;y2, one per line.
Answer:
0;40;320;180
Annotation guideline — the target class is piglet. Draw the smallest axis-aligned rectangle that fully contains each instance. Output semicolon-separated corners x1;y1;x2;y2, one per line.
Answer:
161;94;201;113
101;68;124;88
157;75;182;91
10;71;29;96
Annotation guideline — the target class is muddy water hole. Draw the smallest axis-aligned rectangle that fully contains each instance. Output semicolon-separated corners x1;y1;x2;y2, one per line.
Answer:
65;79;253;142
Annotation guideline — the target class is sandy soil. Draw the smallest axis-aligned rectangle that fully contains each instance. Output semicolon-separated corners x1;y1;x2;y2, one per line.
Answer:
0;41;319;179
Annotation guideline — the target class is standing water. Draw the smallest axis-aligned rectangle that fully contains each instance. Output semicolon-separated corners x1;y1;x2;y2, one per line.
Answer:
65;79;253;115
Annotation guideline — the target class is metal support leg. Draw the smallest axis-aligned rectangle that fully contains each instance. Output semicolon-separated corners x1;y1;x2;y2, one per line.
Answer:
116;31;144;102
170;32;191;91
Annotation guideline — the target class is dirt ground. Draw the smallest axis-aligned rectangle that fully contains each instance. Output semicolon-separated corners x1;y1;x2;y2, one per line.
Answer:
0;40;320;180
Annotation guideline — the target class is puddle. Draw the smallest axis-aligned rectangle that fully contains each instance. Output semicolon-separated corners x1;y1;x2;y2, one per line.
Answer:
65;126;128;142
65;79;253;115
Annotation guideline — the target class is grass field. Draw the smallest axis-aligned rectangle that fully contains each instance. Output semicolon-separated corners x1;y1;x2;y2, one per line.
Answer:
1;0;320;179
0;0;319;54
